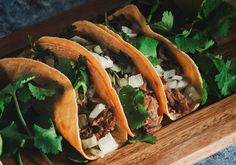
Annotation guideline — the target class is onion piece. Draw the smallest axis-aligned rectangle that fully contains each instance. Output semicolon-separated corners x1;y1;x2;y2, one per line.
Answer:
98;133;118;155
78;114;88;128
82;134;98;149
89;104;106;119
70;36;91;45
164;69;176;79
90;52;113;69
184;86;201;102
167;80;177;89
94;45;103;54
127;33;137;38
177;80;188;89
111;64;121;72
172;75;183;81
90;148;104;158
118;78;128;87
155;65;164;76
121;26;137;38
128;74;144;88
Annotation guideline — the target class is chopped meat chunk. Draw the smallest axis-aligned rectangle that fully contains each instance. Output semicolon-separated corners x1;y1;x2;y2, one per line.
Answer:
162;79;194;114
90;108;116;139
80;126;93;139
143;95;161;134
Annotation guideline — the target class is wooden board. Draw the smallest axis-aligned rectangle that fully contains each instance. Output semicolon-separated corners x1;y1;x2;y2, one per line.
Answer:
0;1;236;164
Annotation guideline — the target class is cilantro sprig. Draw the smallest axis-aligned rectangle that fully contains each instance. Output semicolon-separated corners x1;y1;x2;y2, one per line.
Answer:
0;74;62;164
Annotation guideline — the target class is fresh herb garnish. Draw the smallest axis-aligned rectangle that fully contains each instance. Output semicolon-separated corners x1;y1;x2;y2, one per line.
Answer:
152;11;174;32
129;134;157;144
119;86;149;130
0;74;62;164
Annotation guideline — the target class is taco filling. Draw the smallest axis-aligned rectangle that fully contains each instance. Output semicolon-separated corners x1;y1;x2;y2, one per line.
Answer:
69;34;161;135
108;22;201;118
25;52;119;157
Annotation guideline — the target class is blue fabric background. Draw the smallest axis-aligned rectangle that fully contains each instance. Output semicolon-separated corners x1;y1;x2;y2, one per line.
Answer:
0;0;235;164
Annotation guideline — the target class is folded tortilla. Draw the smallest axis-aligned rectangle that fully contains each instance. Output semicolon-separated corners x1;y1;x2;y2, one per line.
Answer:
107;5;203;120
35;36;132;160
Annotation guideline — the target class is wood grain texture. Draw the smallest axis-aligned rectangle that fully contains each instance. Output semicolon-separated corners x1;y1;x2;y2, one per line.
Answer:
0;1;236;164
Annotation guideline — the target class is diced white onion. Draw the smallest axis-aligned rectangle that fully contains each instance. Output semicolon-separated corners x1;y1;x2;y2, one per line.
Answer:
110;64;121;72
0;160;2;165
90;148;104;158
177;80;188;89
128;74;144;88
118;78;128;87
167;80;177;89
155;65;164;76
82;134;98;149
127;33;137;38
90;52;113;69
89;104;106;119
78;114;88;128
70;36;91;45
94;45;103;54
184;86;201;102
164;69;176;79
98;133;118;155
172;75;183;81
121;26;134;34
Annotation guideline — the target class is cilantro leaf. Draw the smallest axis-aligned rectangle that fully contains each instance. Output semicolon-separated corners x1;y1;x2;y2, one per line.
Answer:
0;74;38;96
201;79;208;105
175;33;214;53
56;57;74;77
0;122;26;156
152;11;174;32
129;135;157;144
198;0;222;18
119;86;149;130
33;120;62;154
0;94;12;118
17;86;32;103
28;83;57;101
135;36;161;66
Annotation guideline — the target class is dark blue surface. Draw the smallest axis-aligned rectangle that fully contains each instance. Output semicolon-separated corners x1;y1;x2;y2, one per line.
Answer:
0;0;235;164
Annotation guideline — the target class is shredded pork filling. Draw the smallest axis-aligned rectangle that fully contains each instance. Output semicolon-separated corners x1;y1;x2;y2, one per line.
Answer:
158;45;196;114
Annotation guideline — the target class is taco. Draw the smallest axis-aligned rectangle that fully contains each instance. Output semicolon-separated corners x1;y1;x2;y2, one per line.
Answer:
29;37;132;159
70;20;166;135
105;5;203;120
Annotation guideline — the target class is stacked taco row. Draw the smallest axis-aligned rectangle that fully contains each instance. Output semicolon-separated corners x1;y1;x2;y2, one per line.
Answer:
0;5;202;161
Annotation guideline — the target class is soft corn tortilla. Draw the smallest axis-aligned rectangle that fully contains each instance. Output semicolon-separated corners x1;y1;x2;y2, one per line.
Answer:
36;36;132;160
108;5;203;120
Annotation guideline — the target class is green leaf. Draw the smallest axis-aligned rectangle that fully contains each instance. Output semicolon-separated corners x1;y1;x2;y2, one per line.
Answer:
0;122;26;156
0;74;38;95
201;79;208;105
17;86;32;103
175;33;214;53
28;83;57;101
152;11;174;32
0;94;12;118
33;120;62;154
198;0;222;18
56;57;74;77
135;36;159;58
119;86;149;130
147;0;160;23
129;135;157;144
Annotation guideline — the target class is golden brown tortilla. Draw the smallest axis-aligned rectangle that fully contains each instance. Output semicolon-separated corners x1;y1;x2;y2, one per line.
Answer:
35;36;132;160
107;5;203;120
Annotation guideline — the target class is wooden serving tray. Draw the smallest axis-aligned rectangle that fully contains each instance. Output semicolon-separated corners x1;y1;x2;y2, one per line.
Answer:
1;0;236;164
